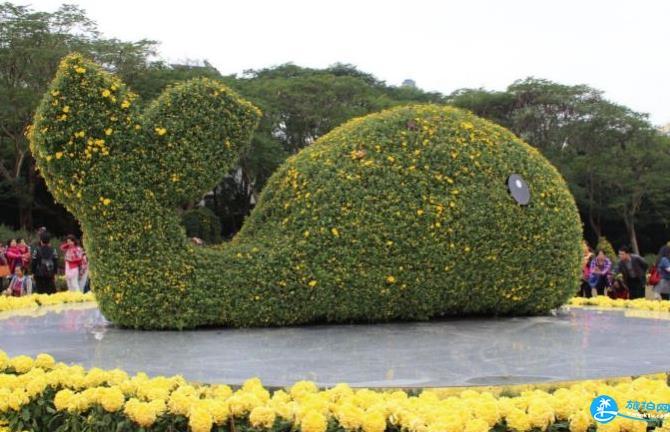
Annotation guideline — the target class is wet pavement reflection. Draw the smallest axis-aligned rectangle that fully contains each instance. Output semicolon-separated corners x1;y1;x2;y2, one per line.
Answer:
1;305;669;387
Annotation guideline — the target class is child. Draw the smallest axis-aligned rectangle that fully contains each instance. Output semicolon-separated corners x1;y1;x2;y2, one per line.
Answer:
3;266;32;297
607;278;629;300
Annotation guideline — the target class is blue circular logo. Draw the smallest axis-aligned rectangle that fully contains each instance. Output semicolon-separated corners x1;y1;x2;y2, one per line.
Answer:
590;395;619;423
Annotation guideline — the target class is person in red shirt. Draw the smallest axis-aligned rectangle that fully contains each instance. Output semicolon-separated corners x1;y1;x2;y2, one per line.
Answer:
5;239;23;275
608;278;629;300
60;235;84;292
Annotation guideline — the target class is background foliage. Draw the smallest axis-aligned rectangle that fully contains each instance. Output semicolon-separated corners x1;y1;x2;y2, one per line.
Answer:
181;208;222;245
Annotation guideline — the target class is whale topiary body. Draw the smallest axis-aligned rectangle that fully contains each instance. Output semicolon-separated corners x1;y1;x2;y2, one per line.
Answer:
30;54;582;329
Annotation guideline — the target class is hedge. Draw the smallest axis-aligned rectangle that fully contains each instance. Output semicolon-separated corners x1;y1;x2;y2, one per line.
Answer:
2;350;668;432
29;54;582;329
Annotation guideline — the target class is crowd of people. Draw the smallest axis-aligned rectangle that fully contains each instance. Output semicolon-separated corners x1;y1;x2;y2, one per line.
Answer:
0;228;88;297
580;244;670;300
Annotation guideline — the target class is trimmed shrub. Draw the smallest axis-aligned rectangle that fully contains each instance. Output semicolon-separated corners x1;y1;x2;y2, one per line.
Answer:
181;207;222;244
596;237;617;262
30;54;582;329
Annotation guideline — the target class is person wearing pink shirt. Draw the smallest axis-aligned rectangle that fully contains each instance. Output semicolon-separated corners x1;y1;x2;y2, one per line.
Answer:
17;238;31;270
5;239;22;275
60;235;84;292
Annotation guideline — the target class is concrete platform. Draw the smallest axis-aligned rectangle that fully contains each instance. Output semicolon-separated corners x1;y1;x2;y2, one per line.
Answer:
1;304;669;387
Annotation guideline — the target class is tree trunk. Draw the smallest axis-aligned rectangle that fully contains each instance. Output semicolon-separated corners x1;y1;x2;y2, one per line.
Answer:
20;157;39;230
588;211;602;239
18;204;33;230
586;172;602;239
628;224;640;255
627;220;640;255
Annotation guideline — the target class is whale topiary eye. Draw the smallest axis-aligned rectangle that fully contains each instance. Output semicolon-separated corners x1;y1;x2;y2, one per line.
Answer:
507;174;530;205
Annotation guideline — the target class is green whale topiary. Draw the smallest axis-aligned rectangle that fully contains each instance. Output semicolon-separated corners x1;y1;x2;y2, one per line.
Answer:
30;54;582;329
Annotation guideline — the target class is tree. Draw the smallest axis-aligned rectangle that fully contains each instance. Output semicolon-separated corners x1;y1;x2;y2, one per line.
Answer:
448;88;515;128
598;130;670;254
125;60;225;101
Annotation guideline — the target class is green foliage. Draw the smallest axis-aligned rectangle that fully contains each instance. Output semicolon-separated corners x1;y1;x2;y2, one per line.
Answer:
596;237;616;261
31;55;582;329
0;224;31;244
55;275;67;291
125;61;227;102
181;207;222;244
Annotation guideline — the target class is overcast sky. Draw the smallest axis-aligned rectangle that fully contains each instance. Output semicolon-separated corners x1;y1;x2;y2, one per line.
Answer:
33;0;670;125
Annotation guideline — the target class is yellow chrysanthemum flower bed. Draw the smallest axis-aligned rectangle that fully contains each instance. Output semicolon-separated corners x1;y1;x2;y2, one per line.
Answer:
3;292;670;320
0;291;94;314
568;295;670;312
0;350;668;432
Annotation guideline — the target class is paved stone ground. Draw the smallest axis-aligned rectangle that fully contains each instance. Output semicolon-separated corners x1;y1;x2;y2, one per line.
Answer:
1;304;669;387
